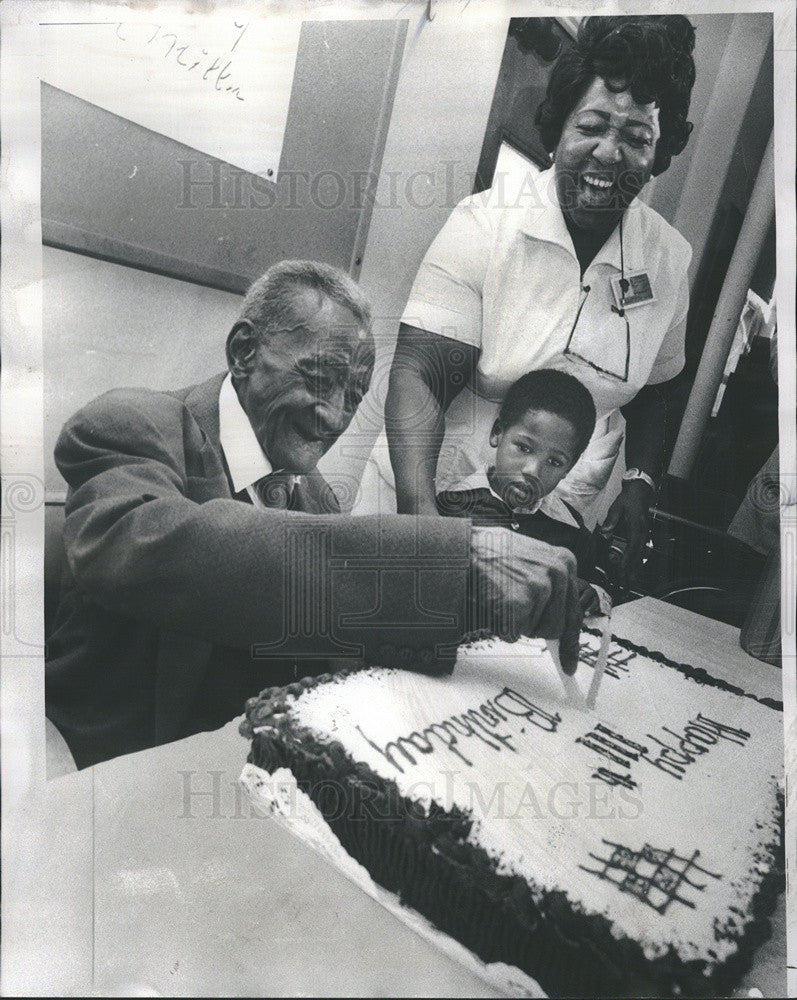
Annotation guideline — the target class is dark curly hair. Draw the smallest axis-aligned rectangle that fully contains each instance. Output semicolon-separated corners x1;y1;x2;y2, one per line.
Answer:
497;369;596;460
535;16;696;177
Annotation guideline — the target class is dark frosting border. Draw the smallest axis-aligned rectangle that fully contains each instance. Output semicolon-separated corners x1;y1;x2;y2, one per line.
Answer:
584;626;783;712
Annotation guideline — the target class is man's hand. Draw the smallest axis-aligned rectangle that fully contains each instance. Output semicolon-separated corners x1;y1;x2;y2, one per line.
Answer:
600;480;654;590
468;526;583;674
577;579;602;617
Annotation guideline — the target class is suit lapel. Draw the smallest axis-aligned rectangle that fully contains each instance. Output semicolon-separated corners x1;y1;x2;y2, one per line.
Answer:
178;374;235;499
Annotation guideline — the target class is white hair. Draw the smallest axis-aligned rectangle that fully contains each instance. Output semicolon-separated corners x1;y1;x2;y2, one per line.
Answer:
238;260;372;340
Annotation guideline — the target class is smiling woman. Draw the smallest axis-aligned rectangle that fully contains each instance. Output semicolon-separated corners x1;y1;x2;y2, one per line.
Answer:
539;16;694;270
361;15;697;588
553;80;661;238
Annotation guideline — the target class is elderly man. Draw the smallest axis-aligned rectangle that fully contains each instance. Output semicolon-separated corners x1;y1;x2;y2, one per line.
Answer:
46;260;582;769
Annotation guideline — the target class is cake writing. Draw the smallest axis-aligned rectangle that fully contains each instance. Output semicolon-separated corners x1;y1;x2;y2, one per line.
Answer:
579;714;751;787
579;638;635;679
581;839;722;915
355;687;560;773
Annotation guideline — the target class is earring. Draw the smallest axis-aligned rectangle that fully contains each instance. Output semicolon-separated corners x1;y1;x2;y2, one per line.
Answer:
549;150;555;162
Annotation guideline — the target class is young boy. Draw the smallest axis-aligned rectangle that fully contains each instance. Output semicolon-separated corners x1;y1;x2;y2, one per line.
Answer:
436;369;609;617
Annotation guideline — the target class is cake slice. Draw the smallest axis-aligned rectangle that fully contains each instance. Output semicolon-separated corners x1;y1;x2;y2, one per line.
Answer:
240;632;784;998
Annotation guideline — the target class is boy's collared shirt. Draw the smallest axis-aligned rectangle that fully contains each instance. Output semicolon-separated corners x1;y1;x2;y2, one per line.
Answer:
449;469;581;527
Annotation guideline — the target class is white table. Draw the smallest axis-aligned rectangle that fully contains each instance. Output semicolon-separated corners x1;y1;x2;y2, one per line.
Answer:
12;600;789;996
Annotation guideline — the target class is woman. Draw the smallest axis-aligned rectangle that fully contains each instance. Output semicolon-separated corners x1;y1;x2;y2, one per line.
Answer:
363;15;696;586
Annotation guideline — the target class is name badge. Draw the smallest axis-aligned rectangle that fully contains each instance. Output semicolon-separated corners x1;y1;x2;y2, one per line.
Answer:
610;270;655;310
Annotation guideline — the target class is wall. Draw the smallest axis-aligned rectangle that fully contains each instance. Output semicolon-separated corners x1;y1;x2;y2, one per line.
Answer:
645;14;734;233
42;19;406;293
44;5;513;498
321;5;512;491
43;245;241;494
656;14;774;287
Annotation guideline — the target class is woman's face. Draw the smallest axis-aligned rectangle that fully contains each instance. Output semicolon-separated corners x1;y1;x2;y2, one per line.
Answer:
554;77;660;234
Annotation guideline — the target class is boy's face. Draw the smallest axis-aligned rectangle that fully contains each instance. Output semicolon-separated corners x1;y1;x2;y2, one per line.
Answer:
489;408;579;511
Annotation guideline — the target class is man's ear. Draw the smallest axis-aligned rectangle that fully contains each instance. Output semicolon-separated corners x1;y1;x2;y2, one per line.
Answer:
489;419;503;448
226;321;259;378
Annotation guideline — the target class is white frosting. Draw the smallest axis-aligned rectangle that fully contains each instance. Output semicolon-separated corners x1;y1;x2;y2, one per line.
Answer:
279;635;782;972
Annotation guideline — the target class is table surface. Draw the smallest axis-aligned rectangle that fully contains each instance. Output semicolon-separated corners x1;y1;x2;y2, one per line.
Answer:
21;599;790;997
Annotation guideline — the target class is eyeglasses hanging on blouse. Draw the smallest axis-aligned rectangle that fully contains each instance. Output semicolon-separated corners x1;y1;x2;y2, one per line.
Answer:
563;218;631;383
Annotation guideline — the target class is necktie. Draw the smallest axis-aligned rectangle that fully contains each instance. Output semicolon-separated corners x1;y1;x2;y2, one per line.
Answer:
252;471;295;509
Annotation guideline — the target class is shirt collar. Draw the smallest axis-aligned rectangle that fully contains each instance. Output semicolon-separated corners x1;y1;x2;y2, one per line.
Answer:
484;469;543;514
219;373;297;494
519;166;644;273
449;468;580;528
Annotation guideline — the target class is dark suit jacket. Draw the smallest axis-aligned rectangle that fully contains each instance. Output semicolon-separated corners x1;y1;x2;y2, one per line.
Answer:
46;374;470;768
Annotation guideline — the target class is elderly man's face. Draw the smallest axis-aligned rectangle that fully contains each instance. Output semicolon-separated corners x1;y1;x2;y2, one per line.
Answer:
232;289;375;473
